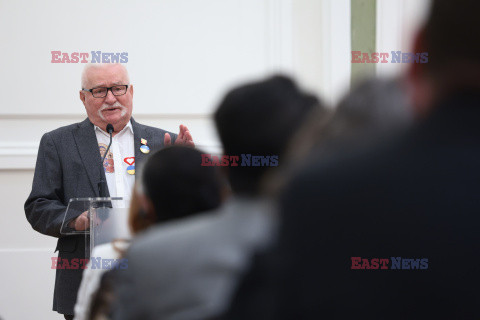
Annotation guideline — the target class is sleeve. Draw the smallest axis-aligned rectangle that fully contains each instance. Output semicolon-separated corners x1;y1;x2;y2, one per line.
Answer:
24;132;68;238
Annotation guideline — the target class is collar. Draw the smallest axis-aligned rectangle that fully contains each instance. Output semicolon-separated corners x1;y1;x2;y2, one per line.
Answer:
94;120;133;137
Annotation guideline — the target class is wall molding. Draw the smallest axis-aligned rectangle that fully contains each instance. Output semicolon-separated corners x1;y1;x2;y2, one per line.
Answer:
0;113;221;170
0;248;53;253
0;113;212;120
0;141;221;170
0;142;39;170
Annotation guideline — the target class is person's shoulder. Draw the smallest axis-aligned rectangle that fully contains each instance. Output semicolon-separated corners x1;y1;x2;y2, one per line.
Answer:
44;118;89;137
40;118;90;143
290;128;412;192
127;208;224;258
141;210;222;244
131;118;175;136
127;199;274;260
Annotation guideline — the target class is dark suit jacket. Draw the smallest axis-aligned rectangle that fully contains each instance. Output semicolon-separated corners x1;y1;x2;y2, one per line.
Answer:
25;117;176;315
227;91;480;319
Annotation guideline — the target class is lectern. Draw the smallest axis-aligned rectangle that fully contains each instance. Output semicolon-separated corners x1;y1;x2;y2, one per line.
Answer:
60;197;132;257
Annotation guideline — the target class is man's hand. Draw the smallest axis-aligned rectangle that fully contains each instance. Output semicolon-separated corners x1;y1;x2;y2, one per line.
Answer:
164;124;195;147
68;211;89;231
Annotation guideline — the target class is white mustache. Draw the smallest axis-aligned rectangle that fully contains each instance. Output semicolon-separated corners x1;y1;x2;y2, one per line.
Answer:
98;102;127;120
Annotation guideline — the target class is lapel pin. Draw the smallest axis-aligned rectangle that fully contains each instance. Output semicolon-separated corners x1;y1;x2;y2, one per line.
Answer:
140;138;150;154
124;157;136;175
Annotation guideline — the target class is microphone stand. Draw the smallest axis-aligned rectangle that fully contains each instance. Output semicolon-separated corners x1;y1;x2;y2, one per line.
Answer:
89;124;114;254
98;124;114;197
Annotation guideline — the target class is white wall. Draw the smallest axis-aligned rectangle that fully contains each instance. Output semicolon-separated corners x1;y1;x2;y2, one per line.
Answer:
0;1;352;319
0;171;59;319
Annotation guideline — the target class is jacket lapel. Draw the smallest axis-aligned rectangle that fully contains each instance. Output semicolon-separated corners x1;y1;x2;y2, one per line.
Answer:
73;118;107;197
131;117;151;175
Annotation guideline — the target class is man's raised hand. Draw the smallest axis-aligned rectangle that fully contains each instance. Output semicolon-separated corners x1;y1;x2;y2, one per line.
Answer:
164;124;195;147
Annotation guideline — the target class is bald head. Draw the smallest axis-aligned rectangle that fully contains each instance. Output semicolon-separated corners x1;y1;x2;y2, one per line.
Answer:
81;63;130;89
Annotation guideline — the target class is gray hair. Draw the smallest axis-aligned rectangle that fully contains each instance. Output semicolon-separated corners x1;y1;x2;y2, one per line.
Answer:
330;77;412;137
81;63;130;89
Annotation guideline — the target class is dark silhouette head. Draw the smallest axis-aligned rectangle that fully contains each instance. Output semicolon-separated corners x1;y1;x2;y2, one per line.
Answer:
409;0;480;114
139;146;223;224
214;75;321;196
423;0;480;77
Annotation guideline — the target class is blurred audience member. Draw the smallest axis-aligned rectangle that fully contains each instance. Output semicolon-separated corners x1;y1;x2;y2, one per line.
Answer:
317;76;411;146
266;76;412;195
227;0;480;318
74;146;224;320
112;75;325;320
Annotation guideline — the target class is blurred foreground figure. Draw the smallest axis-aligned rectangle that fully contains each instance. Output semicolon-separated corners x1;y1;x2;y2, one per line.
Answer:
112;75;323;320
227;0;480;318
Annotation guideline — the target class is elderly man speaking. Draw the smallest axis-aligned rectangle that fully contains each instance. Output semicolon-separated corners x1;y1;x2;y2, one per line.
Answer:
24;63;194;319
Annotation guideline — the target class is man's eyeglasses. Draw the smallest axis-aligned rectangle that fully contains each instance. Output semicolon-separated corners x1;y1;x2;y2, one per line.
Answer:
82;85;129;98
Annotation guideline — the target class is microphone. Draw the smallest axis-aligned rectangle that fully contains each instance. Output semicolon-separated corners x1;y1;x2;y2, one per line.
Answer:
106;123;114;135
98;124;114;197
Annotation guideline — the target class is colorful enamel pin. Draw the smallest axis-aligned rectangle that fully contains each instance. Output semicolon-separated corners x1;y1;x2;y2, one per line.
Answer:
124;157;136;175
140;138;150;154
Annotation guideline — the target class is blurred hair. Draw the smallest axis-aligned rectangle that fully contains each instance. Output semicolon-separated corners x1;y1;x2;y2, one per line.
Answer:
423;0;480;88
300;77;411;153
264;77;411;196
139;146;223;223
322;77;411;143
214;75;324;196
128;183;152;234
